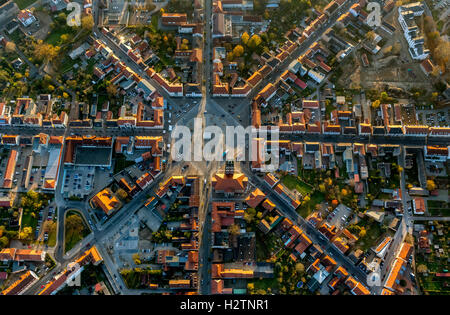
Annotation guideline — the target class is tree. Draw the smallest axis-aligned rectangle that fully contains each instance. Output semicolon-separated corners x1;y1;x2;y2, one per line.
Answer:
366;31;376;41
295;263;305;275
57;12;67;23
21;190;43;210
233;45;244;58
417;264;428;273
319;184;326;192
371;99;380;108
0;236;8;248
226;52;234;62
106;84;117;97
244;207;256;224
434;40;450;72
241;32;250;45
66;214;84;234
5;41;16;53
380;92;389;102
33;41;59;64
359;227;367;238
116;188;128;200
23;227;32;235
426;179;436;191
228;224;240;235
382;45;393;55
60;34;70;44
392;42;401;55
81;15;94;31
248;34;262;49
132;253;141;265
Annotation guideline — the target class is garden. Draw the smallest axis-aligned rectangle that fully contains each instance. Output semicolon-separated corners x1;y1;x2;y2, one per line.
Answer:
64;210;90;253
415;221;450;294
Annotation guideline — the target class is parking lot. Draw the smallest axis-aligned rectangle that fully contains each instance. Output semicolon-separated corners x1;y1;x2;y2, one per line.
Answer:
62;166;96;199
327;203;352;230
417;108;450;127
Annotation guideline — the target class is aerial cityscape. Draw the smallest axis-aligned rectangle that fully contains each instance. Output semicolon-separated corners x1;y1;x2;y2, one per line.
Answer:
0;0;449;299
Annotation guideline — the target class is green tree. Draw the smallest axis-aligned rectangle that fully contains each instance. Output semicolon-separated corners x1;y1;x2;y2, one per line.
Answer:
60;34;70;44
241;32;250;45
233;45;244;58
295;263;305;275
248;34;262;49
5;41;16;53
426;179;436;191
244;207;256;223
371;99;380;108
81;15;94;31
228;224;240;235
0;236;8;248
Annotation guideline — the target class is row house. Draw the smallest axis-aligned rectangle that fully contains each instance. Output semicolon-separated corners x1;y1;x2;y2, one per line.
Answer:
424;145;449;162
151;72;183;97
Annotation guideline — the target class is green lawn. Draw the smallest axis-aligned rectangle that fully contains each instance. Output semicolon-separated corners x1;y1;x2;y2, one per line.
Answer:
252;278;278;293
281;175;313;195
44;24;78;46
46;221;57;247
14;0;37;9
60;57;79;74
7;29;24;45
45;28;69;46
297;191;325;218
64;211;90;253
427;200;450;216
21;211;37;232
353;218;385;251
114;154;135;173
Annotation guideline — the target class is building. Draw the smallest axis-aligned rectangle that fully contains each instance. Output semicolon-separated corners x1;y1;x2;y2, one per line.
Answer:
2;149;18;189
0;248;45;262
1;271;38;295
38;247;103;295
424;145;449;162
245;188;266;208
91;188;122;215
64;136;113;168
161;13;187;26
0;1;19;26
212;171;248;196
17;9;36;27
42;136;64;190
397;2;429;60
383;242;412;294
412;197;426;215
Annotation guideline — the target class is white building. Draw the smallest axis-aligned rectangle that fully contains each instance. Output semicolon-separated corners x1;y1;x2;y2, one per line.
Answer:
398;3;429;60
308;69;325;84
17;9;36;27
